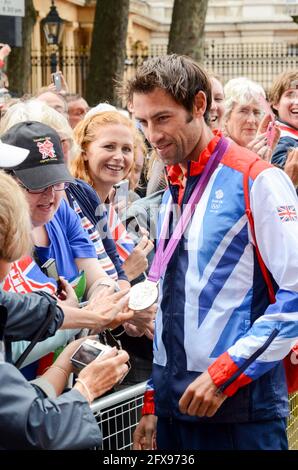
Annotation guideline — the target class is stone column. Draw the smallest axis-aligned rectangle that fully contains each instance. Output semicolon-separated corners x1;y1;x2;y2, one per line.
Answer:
30;16;43;94
62;22;78;94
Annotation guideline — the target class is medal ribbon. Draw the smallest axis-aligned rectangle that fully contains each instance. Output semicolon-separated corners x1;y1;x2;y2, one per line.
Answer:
148;136;230;283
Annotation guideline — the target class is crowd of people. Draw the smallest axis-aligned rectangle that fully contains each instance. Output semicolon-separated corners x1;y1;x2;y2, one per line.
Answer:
0;43;297;450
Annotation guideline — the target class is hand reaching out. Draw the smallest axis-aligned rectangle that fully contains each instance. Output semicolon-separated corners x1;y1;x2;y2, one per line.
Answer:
83;288;133;331
74;347;130;401
57;277;79;308
122;235;154;281
124;303;157;337
0;44;11;61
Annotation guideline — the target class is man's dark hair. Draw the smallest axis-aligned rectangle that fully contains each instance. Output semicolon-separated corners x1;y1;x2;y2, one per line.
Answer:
122;54;212;119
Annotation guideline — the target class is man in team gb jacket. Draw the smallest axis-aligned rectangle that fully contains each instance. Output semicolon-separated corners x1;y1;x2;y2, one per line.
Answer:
125;55;298;450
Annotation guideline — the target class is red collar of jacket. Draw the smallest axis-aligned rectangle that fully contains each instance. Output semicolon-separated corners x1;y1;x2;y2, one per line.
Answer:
166;131;222;186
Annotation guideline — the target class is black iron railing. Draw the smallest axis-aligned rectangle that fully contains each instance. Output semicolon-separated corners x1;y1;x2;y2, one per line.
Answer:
30;42;298;98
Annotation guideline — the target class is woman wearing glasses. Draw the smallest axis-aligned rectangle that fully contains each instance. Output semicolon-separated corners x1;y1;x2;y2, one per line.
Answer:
0;99;128;286
0;121;134;376
0;171;130;449
1;121;115;293
223;77;280;161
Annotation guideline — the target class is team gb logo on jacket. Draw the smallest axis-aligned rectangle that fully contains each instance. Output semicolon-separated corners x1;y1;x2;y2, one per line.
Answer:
37;138;56;160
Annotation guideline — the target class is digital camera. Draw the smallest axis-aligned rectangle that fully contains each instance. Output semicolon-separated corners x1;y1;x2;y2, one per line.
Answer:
70;339;112;371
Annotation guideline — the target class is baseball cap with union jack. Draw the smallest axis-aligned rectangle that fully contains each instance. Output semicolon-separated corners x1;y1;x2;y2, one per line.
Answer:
1;121;75;190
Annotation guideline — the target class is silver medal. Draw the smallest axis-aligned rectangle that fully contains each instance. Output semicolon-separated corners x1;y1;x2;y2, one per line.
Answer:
128;280;159;310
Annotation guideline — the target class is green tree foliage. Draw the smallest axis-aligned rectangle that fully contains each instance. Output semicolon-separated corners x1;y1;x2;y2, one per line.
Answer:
6;0;36;96
86;0;130;107
168;0;209;63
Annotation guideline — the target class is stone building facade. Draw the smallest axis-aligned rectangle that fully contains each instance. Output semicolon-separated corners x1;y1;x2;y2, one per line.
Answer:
31;0;298;93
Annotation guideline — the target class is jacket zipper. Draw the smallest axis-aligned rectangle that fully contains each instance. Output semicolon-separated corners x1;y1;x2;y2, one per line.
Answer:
167;169;196;413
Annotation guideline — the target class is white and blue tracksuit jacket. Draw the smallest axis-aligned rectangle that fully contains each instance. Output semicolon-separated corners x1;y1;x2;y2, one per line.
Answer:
144;140;298;423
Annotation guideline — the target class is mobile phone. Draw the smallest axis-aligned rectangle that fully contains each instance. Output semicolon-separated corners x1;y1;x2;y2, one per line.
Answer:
113;179;129;205
70;339;112;371
266;120;276;149
52;72;62;92
124;215;143;243
40;258;63;295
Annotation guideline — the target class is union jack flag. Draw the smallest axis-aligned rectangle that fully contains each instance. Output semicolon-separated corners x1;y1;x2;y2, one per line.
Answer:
277;205;297;222
106;203;135;262
3;256;57;294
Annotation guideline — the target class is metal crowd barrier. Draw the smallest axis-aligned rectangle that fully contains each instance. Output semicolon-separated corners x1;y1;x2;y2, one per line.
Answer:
288;393;298;450
91;384;298;450
91;381;147;450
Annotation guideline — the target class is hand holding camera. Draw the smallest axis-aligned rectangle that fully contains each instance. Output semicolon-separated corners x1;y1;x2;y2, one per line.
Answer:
71;338;113;371
73;342;130;402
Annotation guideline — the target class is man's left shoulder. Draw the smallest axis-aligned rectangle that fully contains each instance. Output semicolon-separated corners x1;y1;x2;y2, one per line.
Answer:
222;141;271;181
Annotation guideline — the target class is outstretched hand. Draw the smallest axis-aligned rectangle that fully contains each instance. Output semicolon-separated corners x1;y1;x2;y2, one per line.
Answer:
75;347;130;401
83;288;133;331
124;303;157;337
0;44;11;61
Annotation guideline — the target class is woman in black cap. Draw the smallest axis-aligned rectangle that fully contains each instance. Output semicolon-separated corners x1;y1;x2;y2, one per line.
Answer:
0;169;129;449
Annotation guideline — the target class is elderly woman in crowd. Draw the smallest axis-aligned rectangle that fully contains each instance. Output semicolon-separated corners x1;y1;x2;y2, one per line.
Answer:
223;77;280;161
